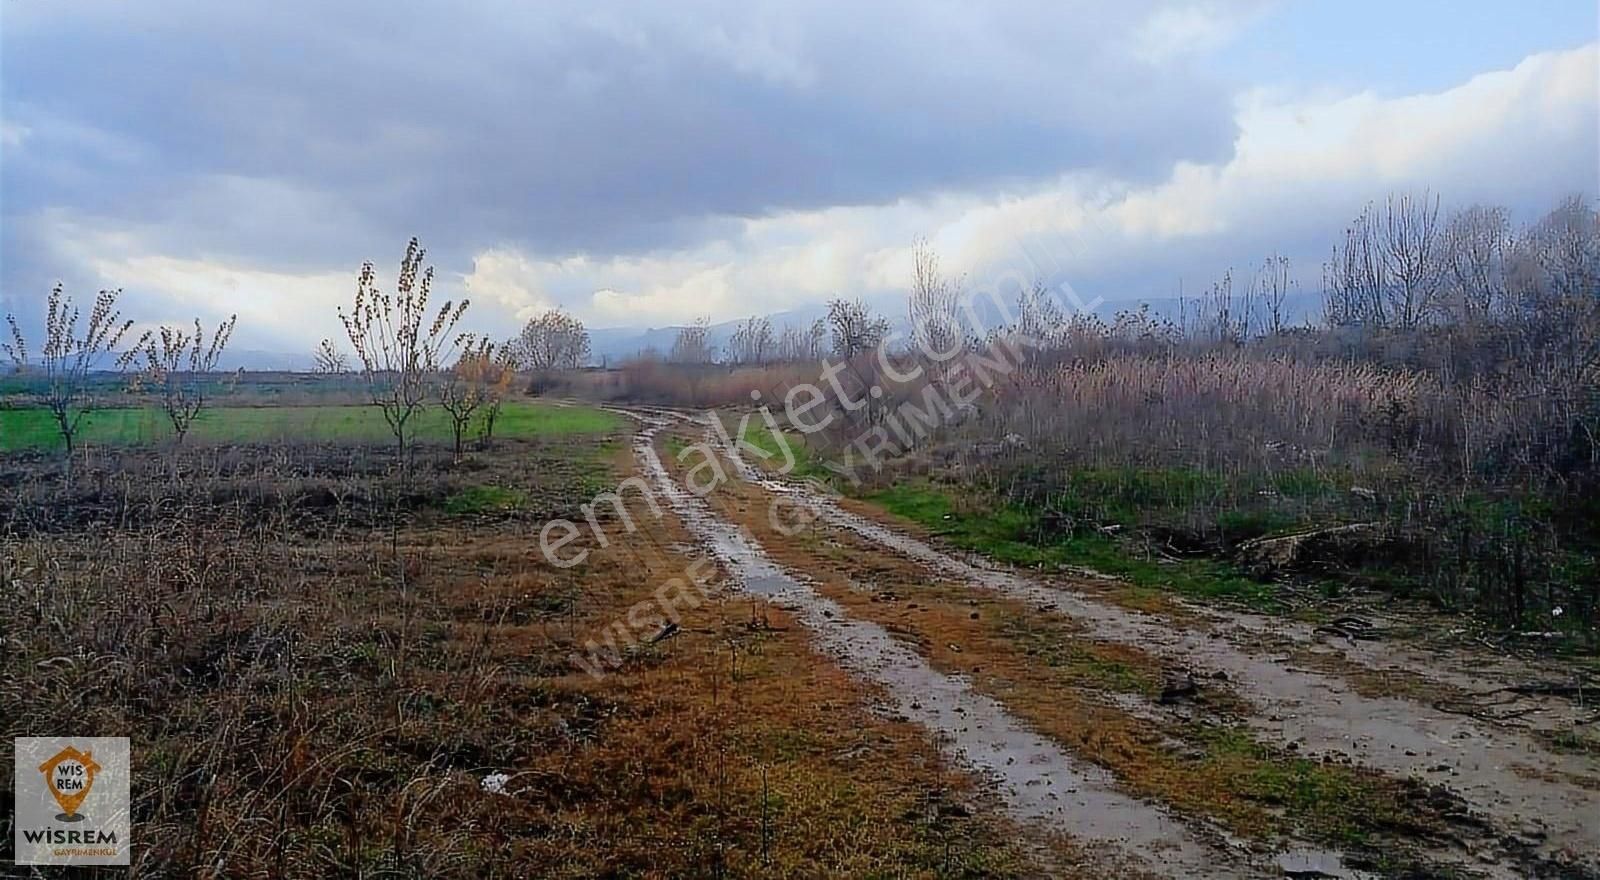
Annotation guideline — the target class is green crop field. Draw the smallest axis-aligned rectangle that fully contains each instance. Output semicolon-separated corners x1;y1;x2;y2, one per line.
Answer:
0;400;623;452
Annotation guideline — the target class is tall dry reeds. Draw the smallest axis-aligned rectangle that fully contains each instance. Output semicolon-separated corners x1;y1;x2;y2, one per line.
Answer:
986;352;1451;475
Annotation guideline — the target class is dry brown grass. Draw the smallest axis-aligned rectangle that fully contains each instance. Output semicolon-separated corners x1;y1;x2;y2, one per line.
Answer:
0;429;1038;878
691;453;1474;860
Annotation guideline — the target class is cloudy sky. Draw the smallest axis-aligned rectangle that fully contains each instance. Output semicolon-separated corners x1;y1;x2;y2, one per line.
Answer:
2;1;1596;352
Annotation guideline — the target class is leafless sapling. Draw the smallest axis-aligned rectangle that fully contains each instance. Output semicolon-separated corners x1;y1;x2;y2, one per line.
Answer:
139;315;237;444
339;237;469;472
3;284;142;470
436;336;506;459
313;338;351;373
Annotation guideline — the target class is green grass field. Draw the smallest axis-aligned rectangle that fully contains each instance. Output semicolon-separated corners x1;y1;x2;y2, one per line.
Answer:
0;401;623;452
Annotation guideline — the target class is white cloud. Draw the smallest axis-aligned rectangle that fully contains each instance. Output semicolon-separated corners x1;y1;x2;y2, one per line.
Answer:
454;43;1599;327
12;42;1596;349
1127;1;1268;63
461;249;559;323
0;121;30;149
0;0;1247;270
87;253;350;347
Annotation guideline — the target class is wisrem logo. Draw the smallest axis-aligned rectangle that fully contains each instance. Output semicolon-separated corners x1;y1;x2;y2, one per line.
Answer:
13;737;131;866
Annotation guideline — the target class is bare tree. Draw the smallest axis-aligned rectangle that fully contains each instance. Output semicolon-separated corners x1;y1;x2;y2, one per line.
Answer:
669;317;716;364
806;317;828;359
775;318;828;362
3;285;141;467
477;345;518;447
139;315;238;444
514;309;590;370
1443;204;1511;323
1524;194;1600;302
1324;203;1388;327
1494;197;1600;471
339;237;469;468
1380;190;1445;329
1257;254;1294;335
1322;193;1444;330
826;298;889;360
1014;278;1068;348
908;238;963;359
775;324;805;362
437;336;498;459
726;316;776;364
1200;269;1251;344
313;338;350;373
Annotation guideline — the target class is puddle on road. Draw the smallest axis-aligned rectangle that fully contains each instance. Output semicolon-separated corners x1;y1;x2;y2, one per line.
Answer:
698;420;1600;871
629;417;1252;878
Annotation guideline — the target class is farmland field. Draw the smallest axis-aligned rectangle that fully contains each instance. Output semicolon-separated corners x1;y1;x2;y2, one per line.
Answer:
1;377;1597;878
5;4;1597;877
0;394;1041;876
0;400;622;451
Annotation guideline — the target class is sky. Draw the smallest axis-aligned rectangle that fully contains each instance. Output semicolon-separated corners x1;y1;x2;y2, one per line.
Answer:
1;1;1597;353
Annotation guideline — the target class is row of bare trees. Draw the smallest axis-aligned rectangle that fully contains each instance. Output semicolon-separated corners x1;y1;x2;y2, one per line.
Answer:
1185;256;1296;345
1322;192;1599;330
3;284;238;472
888;193;1599;629
1175;193;1597;348
0;237;525;476
665;314;834;365
323;237;532;463
321;292;591;455
0;237;571;477
725;316;776;364
654;299;890;368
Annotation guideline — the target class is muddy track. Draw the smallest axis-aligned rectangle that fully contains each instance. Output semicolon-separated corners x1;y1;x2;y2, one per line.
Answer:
611;407;1444;878
626;412;1289;878
669;413;1599;875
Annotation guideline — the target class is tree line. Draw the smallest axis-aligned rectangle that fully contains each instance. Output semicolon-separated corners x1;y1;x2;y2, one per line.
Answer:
3;286;237;469
5;192;1593;481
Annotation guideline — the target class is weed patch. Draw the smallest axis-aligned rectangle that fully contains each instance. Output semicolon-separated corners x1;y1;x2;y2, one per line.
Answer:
867;481;1283;610
442;485;526;515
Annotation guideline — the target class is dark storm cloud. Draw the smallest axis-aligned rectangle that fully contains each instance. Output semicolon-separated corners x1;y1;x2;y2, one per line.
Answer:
0;0;1241;277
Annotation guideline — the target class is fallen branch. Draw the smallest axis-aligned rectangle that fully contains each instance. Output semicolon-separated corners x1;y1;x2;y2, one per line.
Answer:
1431;699;1535;728
1464;680;1596;699
1312;615;1380;641
647;622;681;645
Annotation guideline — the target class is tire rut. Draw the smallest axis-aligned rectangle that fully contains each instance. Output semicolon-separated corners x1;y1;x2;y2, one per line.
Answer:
627;412;1267;878
693;414;1599;874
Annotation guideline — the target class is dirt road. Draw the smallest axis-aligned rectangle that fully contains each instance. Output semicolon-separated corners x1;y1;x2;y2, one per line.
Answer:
615;407;1599;878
